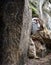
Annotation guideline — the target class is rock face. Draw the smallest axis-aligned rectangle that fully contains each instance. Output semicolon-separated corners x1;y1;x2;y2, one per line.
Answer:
1;1;24;65
0;0;51;65
27;38;37;58
0;0;32;65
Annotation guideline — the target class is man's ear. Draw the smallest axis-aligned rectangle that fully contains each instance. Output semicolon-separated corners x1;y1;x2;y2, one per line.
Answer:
40;25;44;31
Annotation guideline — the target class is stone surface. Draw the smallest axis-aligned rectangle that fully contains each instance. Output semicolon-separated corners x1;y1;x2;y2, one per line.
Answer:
27;38;37;58
0;0;32;65
0;0;51;65
1;0;24;65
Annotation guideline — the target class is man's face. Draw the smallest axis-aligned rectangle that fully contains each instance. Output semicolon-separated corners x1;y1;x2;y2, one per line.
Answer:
32;18;41;33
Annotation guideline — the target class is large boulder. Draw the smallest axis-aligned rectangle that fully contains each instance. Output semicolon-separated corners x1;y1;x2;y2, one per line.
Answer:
0;0;32;65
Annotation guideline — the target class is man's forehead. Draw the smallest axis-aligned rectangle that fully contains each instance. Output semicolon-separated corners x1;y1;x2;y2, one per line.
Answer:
32;18;40;23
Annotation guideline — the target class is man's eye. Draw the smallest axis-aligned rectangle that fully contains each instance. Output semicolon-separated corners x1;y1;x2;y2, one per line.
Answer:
30;44;34;45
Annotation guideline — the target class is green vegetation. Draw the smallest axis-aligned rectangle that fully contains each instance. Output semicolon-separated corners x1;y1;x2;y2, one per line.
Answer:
29;0;38;17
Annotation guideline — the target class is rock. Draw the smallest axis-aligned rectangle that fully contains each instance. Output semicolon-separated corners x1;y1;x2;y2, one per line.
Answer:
0;0;32;65
27;38;39;59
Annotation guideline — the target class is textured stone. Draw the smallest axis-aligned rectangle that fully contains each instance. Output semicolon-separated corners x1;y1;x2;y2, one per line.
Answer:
2;1;24;65
0;0;32;65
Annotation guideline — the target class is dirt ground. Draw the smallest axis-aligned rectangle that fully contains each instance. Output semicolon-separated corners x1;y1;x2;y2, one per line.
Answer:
24;54;51;65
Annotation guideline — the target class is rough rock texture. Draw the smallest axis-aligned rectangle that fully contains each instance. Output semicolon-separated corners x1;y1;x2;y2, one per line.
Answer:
18;0;32;65
0;0;51;65
0;0;32;65
1;0;24;65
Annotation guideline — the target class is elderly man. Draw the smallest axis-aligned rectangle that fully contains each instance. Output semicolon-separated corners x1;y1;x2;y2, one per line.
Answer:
31;17;43;34
28;18;46;59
